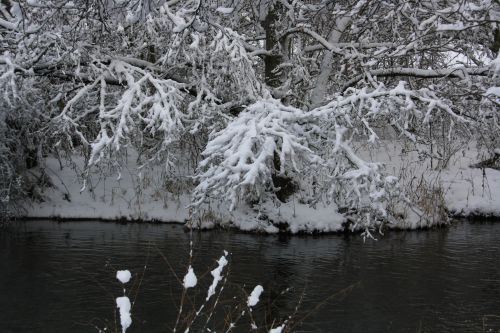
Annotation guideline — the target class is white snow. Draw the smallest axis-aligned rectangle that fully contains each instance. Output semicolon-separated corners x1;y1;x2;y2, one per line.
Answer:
222;200;345;234
358;140;500;223
215;7;234;14
437;22;465;31
485;87;500;97
247;285;263;307
116;270;131;284
116;296;132;333
269;324;285;333
183;265;197;289
22;152;191;223
441;167;500;217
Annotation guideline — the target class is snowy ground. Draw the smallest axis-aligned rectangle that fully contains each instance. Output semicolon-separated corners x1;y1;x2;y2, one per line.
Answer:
360;141;500;218
22;154;191;223
20;141;500;233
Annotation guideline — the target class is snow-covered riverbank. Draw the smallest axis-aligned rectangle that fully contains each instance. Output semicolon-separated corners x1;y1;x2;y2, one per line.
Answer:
360;141;500;218
21;142;500;234
21;154;346;233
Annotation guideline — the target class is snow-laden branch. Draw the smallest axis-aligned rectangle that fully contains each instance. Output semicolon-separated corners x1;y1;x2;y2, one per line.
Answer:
192;99;319;210
303;42;396;53
49;60;187;166
312;81;468;124
0;56;194;90
279;26;345;55
342;66;491;92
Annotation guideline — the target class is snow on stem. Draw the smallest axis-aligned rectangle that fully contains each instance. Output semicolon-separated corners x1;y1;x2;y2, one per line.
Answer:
247;285;264;308
183;265;197;289
116;296;132;333
116;270;131;284
269;324;286;333
206;251;229;301
116;270;132;333
182;251;229;332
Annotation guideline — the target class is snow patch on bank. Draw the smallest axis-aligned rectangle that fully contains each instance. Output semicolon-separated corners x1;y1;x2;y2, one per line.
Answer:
442;168;500;217
23;155;191;223
190;200;345;233
360;141;500;221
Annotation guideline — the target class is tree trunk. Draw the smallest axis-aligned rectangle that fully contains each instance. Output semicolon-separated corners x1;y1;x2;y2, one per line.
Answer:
310;16;351;107
262;1;283;88
492;28;500;56
262;1;296;202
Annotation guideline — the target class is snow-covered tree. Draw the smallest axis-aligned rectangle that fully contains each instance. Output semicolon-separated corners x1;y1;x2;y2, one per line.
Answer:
1;0;499;232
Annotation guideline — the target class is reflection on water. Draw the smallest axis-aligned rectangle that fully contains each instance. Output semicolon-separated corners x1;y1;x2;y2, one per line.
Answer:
1;220;500;333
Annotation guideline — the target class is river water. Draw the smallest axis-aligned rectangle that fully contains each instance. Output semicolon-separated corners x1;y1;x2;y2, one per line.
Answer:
1;220;500;333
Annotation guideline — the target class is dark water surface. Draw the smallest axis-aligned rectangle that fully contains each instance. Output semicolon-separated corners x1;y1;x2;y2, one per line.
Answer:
1;220;500;333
